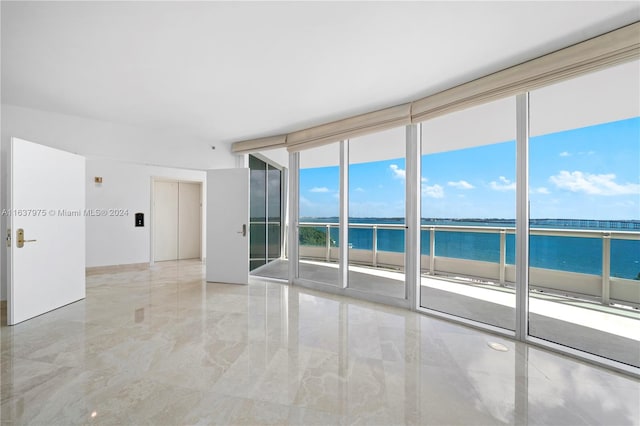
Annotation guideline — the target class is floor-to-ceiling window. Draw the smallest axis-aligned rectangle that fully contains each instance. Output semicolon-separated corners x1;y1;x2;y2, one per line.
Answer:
527;60;640;367
249;155;283;271
286;53;638;371
293;128;409;297
348;126;406;299
297;142;341;286
418;97;517;331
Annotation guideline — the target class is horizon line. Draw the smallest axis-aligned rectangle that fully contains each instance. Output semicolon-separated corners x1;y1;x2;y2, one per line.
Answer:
298;216;640;222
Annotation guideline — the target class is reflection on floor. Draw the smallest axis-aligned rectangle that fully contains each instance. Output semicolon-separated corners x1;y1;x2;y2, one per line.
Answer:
254;259;640;367
1;260;638;425
253;259;405;298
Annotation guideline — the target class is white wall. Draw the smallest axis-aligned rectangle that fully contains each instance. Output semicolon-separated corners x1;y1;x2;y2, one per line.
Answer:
85;158;206;268
1;104;236;169
0;105;229;300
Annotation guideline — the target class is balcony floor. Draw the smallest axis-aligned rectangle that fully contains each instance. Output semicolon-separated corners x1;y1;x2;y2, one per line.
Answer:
252;259;640;367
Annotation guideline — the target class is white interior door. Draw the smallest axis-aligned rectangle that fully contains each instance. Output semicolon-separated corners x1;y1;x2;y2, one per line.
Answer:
206;168;249;284
178;182;201;260
8;137;85;325
153;181;178;262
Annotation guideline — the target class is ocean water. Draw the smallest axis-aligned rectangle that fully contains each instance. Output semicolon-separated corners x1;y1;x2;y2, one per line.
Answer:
300;217;640;280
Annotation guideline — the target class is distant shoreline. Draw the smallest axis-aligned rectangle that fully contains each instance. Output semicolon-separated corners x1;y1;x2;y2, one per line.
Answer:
300;217;640;222
298;217;640;230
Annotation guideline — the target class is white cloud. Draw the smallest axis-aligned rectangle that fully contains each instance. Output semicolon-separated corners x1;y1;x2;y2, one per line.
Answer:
389;164;405;180
448;180;474;190
422;176;444;198
423;184;444;198
310;186;330;193
532;187;550;194
490;176;516;191
549;170;640;196
300;196;312;207
355;187;365;192
559;151;571;157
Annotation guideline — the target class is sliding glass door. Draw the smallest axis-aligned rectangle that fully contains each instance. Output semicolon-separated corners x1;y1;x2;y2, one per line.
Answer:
348;126;406;299
528;60;640;367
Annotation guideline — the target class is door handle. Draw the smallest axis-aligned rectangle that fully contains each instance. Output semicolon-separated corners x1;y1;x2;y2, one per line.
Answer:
16;228;37;248
237;224;247;237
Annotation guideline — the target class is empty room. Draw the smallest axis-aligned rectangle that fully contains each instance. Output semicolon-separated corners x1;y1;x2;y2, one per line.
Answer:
1;2;639;425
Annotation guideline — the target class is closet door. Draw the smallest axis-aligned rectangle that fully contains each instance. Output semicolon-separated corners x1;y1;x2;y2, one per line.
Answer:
153;181;179;261
178;182;201;260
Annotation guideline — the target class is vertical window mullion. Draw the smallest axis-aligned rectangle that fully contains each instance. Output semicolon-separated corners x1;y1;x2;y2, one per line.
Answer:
405;123;421;307
288;152;300;282
339;140;349;289
515;92;530;341
265;163;269;264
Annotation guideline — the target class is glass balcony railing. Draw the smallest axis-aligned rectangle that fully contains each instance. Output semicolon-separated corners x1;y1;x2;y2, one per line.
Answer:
298;221;640;307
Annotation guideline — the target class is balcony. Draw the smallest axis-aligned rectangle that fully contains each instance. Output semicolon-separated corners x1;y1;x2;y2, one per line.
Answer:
297;222;640;307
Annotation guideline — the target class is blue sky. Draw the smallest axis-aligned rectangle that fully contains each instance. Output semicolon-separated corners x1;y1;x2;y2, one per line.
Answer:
300;117;640;220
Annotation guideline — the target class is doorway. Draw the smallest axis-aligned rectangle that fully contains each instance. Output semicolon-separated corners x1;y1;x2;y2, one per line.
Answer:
153;180;202;262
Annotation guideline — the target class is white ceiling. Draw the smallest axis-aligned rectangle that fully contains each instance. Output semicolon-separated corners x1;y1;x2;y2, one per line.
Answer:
2;1;639;162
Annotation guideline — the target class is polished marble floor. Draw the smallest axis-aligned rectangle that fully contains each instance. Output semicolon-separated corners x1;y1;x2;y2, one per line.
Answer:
255;259;640;366
1;260;639;425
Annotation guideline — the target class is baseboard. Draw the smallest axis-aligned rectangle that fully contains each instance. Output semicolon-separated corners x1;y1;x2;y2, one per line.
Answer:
85;262;150;276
